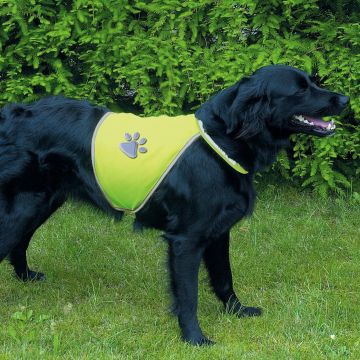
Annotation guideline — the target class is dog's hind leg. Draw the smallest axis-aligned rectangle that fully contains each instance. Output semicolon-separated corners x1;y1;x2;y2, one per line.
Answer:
8;232;44;281
7;193;65;281
0;190;65;281
0;192;44;262
203;232;262;317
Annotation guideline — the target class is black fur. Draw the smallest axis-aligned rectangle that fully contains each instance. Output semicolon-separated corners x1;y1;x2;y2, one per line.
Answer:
0;65;349;345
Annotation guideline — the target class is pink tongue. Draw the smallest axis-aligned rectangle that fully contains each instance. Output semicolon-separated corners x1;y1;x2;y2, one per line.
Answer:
304;116;328;128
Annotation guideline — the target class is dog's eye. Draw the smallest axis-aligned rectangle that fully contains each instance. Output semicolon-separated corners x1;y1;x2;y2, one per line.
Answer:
297;78;309;93
298;87;308;93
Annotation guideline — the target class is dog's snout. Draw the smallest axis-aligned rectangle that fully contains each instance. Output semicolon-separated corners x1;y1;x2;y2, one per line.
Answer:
330;94;349;110
338;95;350;107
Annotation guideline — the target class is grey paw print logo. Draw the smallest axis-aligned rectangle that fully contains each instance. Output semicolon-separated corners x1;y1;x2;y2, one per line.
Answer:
119;132;148;159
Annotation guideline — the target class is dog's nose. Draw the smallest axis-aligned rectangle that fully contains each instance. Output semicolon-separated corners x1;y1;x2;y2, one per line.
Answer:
339;95;350;107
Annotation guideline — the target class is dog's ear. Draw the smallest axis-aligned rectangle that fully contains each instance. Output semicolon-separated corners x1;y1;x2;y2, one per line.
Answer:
215;77;271;139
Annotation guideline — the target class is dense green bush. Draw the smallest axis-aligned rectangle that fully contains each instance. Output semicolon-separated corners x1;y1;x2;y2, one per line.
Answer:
0;0;359;195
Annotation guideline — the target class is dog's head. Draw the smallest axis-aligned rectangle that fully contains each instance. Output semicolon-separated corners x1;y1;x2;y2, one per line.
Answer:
206;65;349;140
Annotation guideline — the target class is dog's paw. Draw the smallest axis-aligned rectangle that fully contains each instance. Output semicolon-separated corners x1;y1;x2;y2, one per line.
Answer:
237;306;262;317
184;334;215;346
17;270;46;282
225;300;262;317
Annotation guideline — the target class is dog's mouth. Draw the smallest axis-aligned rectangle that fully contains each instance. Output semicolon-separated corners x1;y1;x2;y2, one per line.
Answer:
290;115;336;137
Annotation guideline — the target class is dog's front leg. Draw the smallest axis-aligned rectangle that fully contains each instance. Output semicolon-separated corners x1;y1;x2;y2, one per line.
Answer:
167;234;214;346
203;232;262;317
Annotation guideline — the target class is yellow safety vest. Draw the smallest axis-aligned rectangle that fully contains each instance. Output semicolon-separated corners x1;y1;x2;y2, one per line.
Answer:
91;113;247;213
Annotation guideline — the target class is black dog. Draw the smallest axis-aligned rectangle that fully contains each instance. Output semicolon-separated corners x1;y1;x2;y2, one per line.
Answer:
0;65;349;345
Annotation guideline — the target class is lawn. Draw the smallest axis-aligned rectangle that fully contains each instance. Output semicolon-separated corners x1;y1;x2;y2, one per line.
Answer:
0;181;359;359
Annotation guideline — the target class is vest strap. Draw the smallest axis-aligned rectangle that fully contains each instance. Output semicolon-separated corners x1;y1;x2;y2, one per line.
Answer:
197;120;248;174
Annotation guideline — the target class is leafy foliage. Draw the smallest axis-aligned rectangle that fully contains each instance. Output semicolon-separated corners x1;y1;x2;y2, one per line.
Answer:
0;0;359;194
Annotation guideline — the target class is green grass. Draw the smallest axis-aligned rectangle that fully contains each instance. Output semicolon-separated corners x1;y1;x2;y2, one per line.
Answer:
0;182;360;359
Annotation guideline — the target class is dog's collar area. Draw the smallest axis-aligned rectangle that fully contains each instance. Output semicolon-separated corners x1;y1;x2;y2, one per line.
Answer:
197;120;248;174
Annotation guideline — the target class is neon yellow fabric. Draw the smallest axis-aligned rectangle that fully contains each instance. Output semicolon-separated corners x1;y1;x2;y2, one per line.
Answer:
92;112;248;213
92;113;200;212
